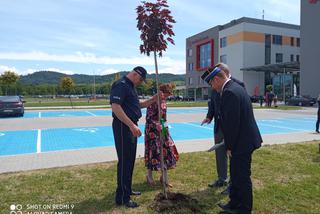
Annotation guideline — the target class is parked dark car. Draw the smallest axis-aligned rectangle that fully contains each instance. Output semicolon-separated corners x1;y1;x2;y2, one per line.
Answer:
182;96;195;101
0;96;25;117
250;95;264;103
286;95;316;106
167;95;183;101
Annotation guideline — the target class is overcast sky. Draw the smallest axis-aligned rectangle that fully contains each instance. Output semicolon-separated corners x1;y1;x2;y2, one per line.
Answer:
0;0;300;76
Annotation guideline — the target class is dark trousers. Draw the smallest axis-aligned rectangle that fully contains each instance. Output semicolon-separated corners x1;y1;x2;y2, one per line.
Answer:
214;128;228;181
113;118;137;204
316;112;320;131
230;152;253;214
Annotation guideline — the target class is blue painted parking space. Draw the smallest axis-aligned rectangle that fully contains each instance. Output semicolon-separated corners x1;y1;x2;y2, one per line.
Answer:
0;117;317;156
41;126;115;152
1;108;208;119
41;111;94;118
41;123;215;153
257;117;315;134
0;130;37;156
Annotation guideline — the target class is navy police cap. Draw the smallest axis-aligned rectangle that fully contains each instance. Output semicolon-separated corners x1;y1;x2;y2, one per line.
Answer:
133;66;147;82
201;67;222;84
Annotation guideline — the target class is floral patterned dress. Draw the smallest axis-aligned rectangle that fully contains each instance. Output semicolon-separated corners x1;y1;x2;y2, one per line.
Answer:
144;99;179;171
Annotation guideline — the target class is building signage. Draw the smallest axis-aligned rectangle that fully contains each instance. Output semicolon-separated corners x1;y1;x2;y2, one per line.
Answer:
309;0;319;4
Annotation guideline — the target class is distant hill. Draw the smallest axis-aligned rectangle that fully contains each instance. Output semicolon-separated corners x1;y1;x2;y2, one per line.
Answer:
18;71;186;85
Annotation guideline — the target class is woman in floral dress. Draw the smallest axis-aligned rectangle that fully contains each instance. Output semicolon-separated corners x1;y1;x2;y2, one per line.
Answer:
144;83;179;187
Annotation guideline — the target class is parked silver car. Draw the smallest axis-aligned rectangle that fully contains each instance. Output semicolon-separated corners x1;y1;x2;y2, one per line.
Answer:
0;96;25;117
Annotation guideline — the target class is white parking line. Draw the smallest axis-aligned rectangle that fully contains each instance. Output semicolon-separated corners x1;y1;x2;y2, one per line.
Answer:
37;129;41;153
259;119;283;123
260;123;309;131
86;111;97;116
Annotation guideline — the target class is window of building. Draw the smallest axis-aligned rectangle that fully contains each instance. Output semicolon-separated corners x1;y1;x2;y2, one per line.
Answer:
220;55;227;64
290;37;294;46
265;34;271;65
187;48;192;57
220;37;227;48
296;55;300;62
296;38;300;47
290;54;294;62
272;35;282;45
276;53;283;63
189;77;193;85
197;42;212;70
188;63;193;71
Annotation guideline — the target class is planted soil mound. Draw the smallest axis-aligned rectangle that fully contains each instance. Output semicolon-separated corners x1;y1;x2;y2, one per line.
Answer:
151;192;202;213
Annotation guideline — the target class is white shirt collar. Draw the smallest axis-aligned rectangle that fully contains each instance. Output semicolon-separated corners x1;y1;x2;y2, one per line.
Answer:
221;78;231;94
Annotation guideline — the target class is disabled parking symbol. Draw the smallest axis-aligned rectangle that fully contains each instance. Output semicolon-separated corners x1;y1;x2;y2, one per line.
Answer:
73;128;99;133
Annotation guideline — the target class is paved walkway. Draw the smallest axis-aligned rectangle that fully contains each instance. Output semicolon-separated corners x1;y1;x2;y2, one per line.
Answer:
1;107;319;174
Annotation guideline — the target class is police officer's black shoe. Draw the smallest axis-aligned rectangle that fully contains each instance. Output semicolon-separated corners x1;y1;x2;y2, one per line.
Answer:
218;202;240;211
130;191;141;196
125;200;139;208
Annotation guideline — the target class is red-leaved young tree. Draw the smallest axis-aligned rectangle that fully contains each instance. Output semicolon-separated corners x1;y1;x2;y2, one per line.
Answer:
137;0;175;57
136;0;175;198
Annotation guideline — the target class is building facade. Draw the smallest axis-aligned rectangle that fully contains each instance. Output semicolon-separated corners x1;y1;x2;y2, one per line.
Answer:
185;26;220;100
186;17;300;99
300;0;320;98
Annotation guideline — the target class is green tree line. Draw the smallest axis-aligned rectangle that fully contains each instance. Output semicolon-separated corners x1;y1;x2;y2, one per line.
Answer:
0;70;180;96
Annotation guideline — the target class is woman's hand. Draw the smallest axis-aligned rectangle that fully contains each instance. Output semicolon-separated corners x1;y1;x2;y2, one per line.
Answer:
156;123;162;132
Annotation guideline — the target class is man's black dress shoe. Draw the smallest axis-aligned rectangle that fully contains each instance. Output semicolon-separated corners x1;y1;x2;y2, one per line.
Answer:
218;211;233;214
125;200;139;208
220;185;231;195
116;200;139;208
208;179;228;188
130;191;141;196
218;202;240;211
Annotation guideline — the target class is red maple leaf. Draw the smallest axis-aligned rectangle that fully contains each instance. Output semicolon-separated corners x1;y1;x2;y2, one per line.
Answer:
136;0;175;57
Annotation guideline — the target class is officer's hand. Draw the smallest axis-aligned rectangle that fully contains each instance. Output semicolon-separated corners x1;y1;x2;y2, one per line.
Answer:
201;118;211;126
151;93;160;103
130;124;142;137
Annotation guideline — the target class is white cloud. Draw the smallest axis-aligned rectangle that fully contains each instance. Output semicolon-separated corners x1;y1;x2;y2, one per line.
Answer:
154;61;185;75
99;68;119;75
0;51;186;74
0;65;75;75
43;68;74;75
0;65;18;74
0;51;154;65
0;65;33;76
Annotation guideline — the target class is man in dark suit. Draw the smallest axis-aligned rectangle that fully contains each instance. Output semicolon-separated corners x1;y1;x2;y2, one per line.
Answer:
202;63;246;195
316;94;320;133
202;65;262;214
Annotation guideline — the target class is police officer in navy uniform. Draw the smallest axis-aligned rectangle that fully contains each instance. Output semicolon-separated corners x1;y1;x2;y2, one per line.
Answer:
202;65;262;214
110;66;157;208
